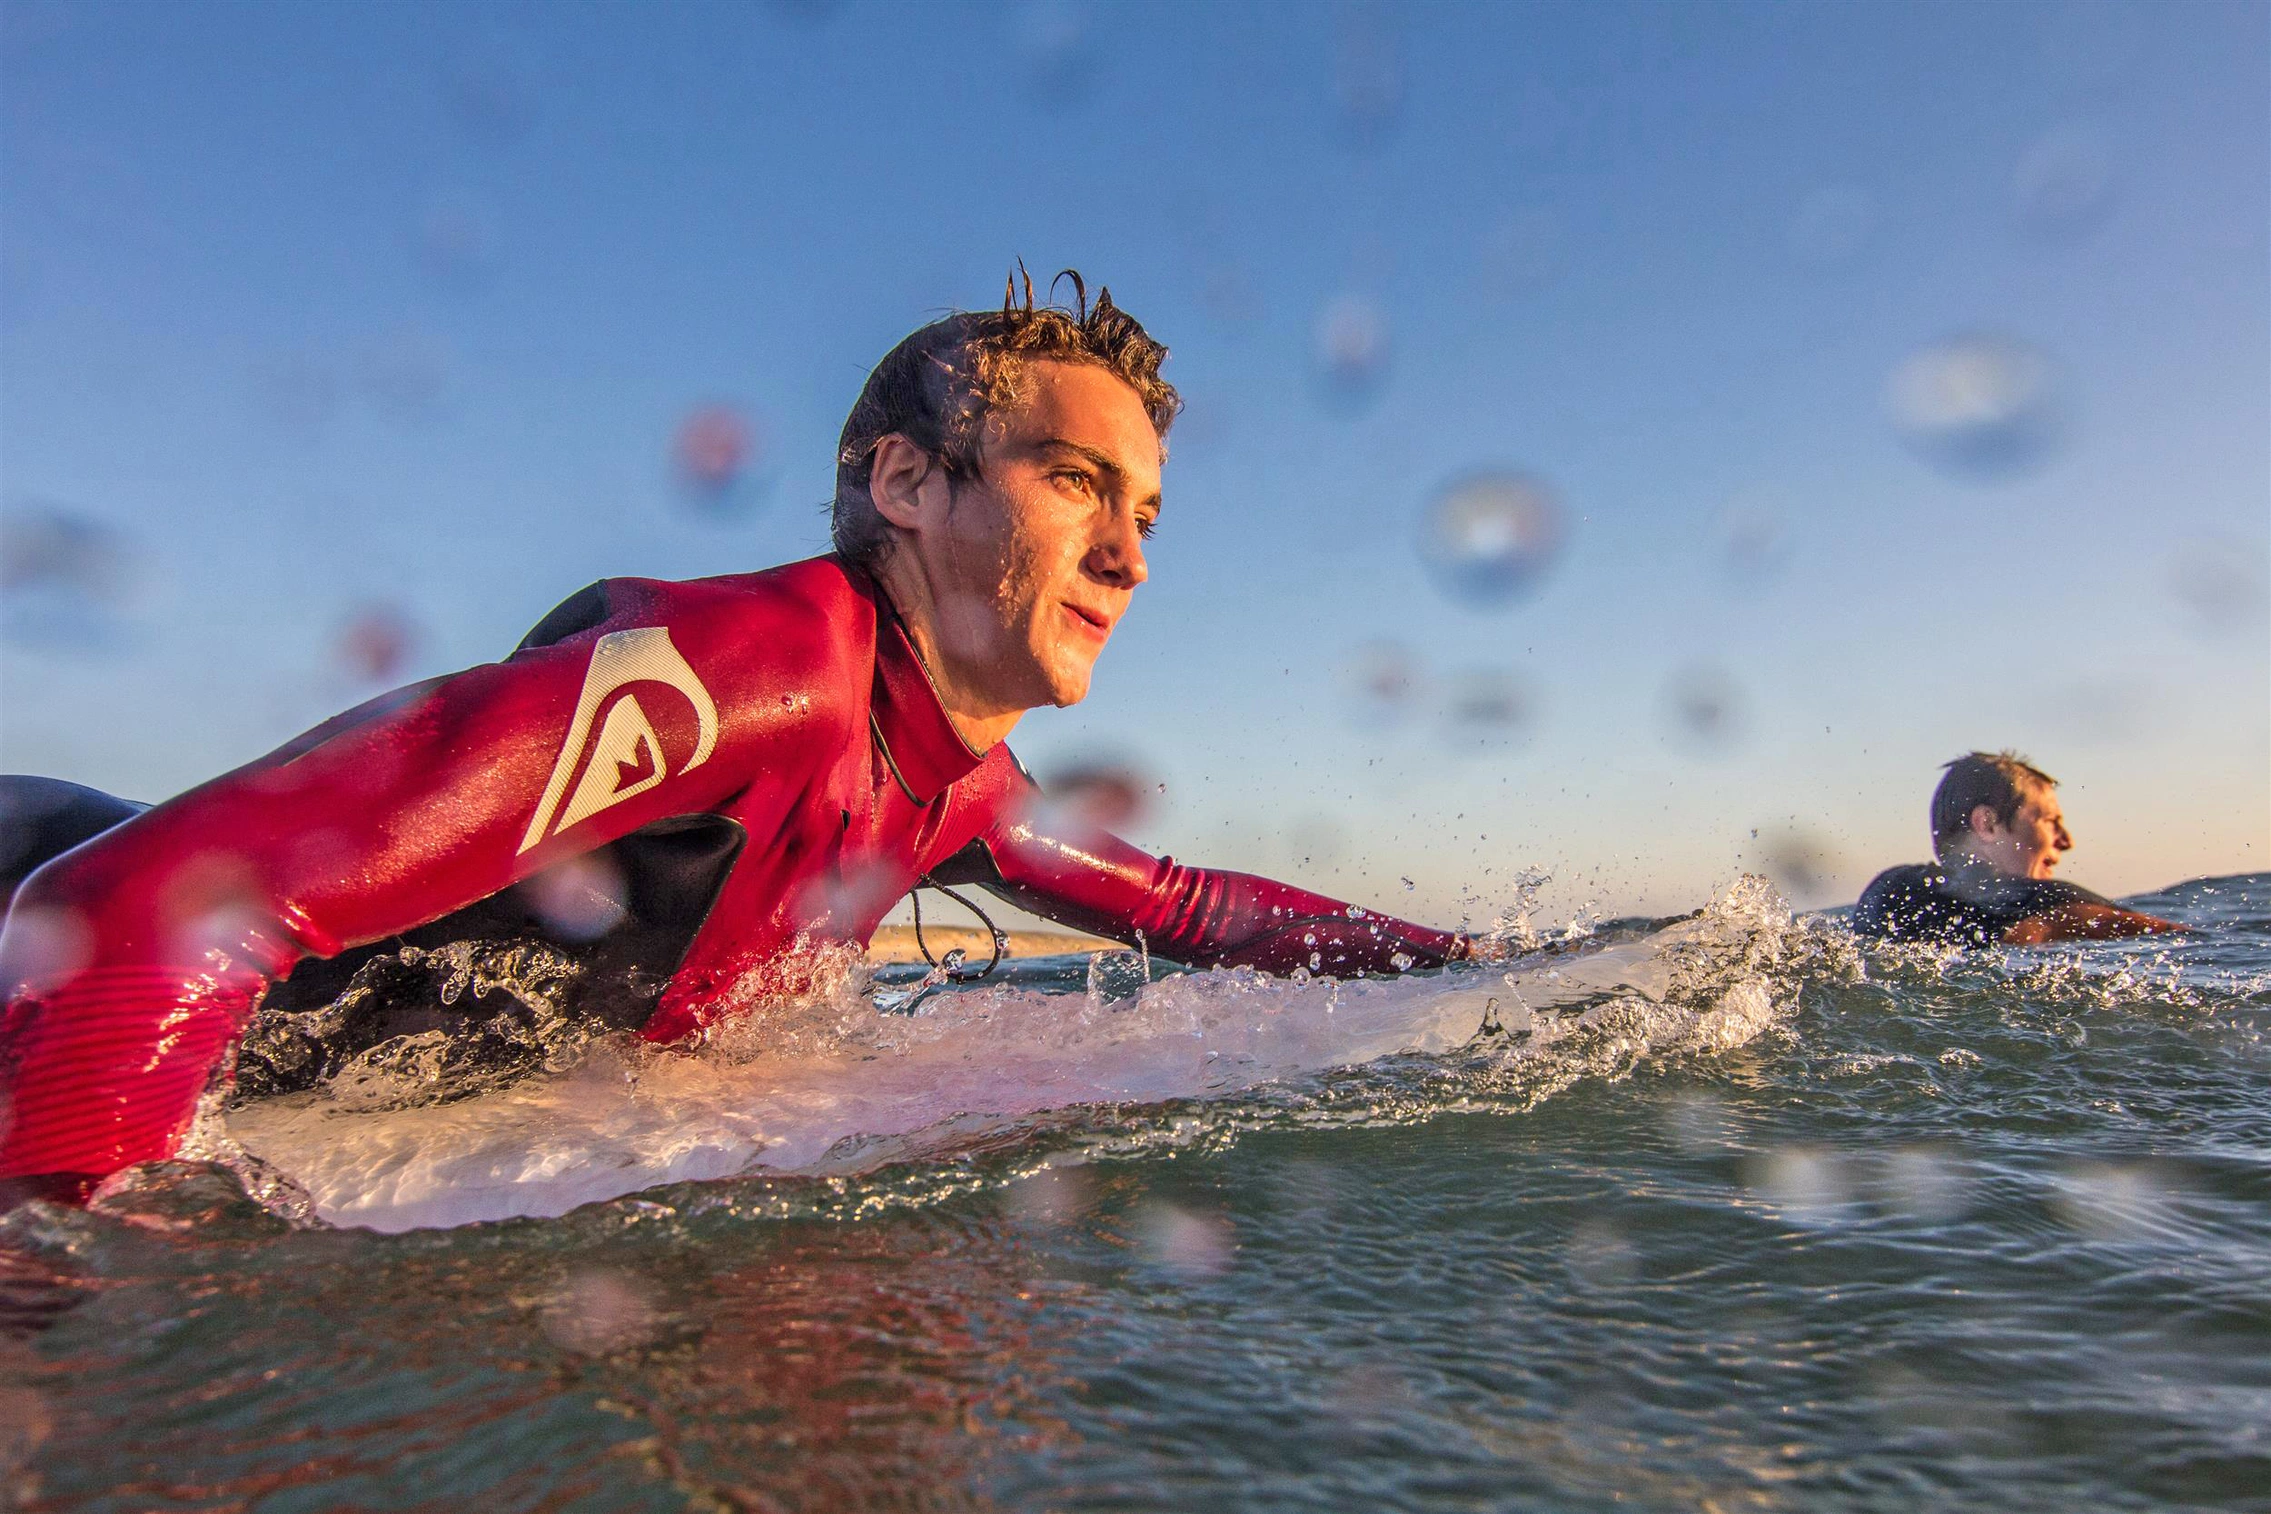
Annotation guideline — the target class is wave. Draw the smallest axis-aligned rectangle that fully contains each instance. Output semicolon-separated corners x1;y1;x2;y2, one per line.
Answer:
211;876;1829;1232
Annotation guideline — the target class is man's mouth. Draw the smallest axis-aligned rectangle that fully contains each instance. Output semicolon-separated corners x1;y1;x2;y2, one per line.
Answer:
1062;602;1112;638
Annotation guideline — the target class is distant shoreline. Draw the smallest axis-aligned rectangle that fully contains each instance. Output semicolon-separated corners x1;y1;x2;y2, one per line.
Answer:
867;923;1120;964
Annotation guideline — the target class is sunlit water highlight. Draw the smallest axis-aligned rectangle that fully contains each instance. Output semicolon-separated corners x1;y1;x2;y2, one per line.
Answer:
3;873;2266;1510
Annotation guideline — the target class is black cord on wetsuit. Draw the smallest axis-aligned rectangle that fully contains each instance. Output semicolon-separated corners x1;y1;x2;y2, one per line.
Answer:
910;875;1009;981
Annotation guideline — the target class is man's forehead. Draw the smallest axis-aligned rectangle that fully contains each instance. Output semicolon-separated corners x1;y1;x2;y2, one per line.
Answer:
994;361;1166;473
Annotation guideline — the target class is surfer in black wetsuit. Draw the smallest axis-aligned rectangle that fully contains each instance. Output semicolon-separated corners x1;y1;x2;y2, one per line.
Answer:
1853;751;2185;946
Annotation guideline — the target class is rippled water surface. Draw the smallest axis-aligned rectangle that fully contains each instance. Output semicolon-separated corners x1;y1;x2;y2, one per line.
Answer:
5;874;2268;1511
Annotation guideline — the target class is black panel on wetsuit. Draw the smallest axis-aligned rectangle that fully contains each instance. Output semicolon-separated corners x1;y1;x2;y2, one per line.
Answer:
245;812;747;1095
0;776;147;912
1852;863;2108;946
516;581;613;653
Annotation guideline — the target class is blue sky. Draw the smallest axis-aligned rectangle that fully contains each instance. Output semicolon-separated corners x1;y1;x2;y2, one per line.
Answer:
3;0;2264;924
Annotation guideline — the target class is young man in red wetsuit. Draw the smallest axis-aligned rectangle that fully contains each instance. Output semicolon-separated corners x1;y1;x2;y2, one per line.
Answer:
0;279;1476;1201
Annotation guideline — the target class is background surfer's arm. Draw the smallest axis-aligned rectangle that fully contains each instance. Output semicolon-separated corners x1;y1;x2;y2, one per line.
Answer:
0;604;753;1190
2000;904;2191;944
939;767;1470;974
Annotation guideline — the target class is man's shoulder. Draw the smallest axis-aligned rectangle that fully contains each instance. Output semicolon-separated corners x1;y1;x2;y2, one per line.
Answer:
1852;862;1960;939
518;556;874;689
1857;862;1939;903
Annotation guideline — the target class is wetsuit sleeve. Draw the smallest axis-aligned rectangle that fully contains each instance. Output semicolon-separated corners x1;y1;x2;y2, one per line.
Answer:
934;755;1467;975
0;583;760;1193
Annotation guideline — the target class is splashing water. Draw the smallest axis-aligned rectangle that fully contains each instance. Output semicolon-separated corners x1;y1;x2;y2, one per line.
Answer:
219;879;1808;1231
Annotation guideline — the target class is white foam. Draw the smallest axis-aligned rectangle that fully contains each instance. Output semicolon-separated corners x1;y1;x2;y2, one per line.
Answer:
228;879;1803;1231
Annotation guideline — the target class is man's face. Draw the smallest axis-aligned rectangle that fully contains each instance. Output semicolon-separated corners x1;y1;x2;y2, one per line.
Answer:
1973;785;2074;879
919;361;1161;712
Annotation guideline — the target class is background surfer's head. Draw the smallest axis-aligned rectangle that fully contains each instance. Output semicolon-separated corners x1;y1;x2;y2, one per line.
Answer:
831;272;1181;742
831;270;1180;573
1932;750;2071;879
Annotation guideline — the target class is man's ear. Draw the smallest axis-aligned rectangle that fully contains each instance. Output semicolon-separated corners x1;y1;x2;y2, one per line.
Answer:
868;434;944;533
1968;803;2002;840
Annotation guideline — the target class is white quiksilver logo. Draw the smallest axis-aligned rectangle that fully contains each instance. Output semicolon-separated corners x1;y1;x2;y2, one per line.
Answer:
518;627;719;853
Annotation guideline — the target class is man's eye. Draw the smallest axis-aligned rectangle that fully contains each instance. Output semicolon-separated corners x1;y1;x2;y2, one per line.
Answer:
1136;515;1159;540
1053;470;1094;495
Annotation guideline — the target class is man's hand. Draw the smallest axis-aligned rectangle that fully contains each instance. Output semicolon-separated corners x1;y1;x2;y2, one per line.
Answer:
2002;903;2190;945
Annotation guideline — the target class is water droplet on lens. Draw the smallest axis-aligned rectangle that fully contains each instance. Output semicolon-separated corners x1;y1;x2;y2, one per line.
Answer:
1744;1145;1852;1228
2163;535;2267;637
1341;639;1422;727
1662;662;1743;752
1886;332;2064;483
413;189;500;288
541;1267;659;1354
1041;756;1156;832
0;501;136;650
1440;668;1531;749
519;851;629;943
1004;1165;1095;1227
332;604;418;686
1332;0;1404;145
672;404;766;515
2014;123;2116;240
1313;293;1390;407
1010;0;1099;108
1133;1200;1233;1279
1417;472;1564;608
1754;825;1840;905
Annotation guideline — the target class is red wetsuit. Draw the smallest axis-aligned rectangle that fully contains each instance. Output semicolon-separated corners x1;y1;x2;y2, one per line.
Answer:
0;556;1464;1196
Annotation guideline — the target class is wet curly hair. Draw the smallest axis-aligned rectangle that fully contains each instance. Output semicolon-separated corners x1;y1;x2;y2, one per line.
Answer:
831;268;1181;568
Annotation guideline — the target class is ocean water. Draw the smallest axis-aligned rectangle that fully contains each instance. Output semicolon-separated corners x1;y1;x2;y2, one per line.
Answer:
2;872;2266;1511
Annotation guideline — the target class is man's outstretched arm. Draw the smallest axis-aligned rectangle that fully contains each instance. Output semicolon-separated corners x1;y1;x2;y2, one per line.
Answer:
937;764;1473;976
2001;903;2190;944
0;588;752;1194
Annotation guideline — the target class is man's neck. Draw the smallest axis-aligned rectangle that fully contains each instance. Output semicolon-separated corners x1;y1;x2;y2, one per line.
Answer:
866;550;1024;753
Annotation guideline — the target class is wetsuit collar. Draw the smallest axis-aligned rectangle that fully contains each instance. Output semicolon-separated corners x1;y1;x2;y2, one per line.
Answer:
869;604;986;806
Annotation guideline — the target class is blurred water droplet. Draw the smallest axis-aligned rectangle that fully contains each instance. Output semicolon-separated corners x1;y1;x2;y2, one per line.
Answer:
358;326;455;426
333;604;418;686
1417;472;1564;608
1665;1091;1735;1153
1313;293;1390;407
541;1267;659;1354
1877;1146;1968;1223
1662;662;1744;752
0;502;135;651
1440;668;1531;747
1789;184;1879;268
1341;639;1423;727
2014;123;2116;240
1886;332;2064;483
2053;1160;2180;1241
1756;826;1840;904
672;403;765;515
1004;1165;1095;1227
1477;206;1565;295
1745;1145;1852;1228
519;851;629;943
1042;756;1155;832
1565;1218;1640;1289
2164;535;2267;637
0;905;90;998
1133;1200;1233;1279
1717;495;1794;587
414;190;500;288
442;34;536;143
1332;0;1403;146
1010;0;1098;108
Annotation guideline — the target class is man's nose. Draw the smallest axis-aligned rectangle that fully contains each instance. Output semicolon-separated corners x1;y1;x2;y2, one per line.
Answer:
1088;512;1148;588
2055;825;2072;850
